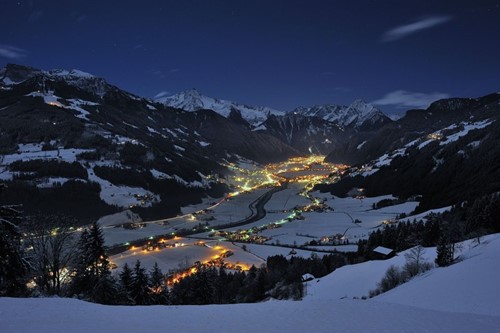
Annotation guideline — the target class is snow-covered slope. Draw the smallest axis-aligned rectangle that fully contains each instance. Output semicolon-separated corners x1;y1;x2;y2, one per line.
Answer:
156;89;285;126
306;233;500;316
293;99;392;130
2;234;500;332
1;294;499;333
376;234;500;316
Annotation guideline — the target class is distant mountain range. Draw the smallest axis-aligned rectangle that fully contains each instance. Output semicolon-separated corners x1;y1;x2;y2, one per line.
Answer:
157;88;393;131
155;89;285;127
1;63;499;222
292;100;392;131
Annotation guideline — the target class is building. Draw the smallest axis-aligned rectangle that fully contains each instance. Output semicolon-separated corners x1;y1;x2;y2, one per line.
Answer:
371;246;396;260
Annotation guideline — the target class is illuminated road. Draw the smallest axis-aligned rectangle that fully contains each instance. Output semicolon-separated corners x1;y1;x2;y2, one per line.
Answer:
221;181;288;229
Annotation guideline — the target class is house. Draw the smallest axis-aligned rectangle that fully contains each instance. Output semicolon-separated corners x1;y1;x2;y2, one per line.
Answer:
371;246;396;260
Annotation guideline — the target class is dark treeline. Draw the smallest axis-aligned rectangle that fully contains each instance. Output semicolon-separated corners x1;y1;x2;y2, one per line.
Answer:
10;159;88;180
0;180;117;222
168;253;352;305
358;193;500;265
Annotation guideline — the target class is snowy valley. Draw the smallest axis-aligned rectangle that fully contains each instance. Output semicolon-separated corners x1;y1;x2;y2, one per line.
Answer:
1;64;500;333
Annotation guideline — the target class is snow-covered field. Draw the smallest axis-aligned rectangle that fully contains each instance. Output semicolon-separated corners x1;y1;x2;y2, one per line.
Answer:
110;239;265;273
260;194;419;246
2;234;500;332
104;191;422;272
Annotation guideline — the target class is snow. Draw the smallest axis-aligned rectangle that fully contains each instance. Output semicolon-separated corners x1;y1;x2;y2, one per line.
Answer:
88;170;158;208
373;246;393;255
1;293;499;333
66;98;97;120
376;234;500;316
253;124;267;131
97;210;141;227
156;89;285;126
163;128;179;138
1;146;93;165
197;140;210;147
305;234;500;317
293;100;388;129
26;92;95;120
0;143;96;182
174;144;185;152
123;121;138;129
146;126;159;134
242;243;330;259
468;140;481;149
150;168;169;179
305;244;358;252
111;240;264;274
36;177;71;188
417;139;433;149
356;140;367;150
439;119;493;145
48;68;95;78
401;206;452;223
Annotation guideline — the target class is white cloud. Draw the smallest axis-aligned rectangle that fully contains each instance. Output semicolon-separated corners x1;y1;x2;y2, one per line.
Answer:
382;16;452;42
372;90;450;109
154;91;170;99
0;45;27;59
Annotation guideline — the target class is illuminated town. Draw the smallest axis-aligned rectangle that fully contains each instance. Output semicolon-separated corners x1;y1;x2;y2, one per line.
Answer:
106;155;418;289
108;155;349;286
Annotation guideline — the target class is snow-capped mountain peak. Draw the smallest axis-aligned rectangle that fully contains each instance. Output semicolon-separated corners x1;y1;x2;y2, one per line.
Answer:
293;99;392;130
0;63;110;97
155;89;285;126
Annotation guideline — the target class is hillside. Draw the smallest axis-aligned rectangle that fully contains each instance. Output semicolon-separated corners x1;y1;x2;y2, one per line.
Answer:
320;92;500;213
1;234;499;332
306;233;500;316
0;64;299;221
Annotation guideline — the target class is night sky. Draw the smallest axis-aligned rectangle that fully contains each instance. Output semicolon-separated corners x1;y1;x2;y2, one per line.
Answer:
1;0;499;114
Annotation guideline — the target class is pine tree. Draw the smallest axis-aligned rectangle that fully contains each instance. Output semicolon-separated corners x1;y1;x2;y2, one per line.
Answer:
91;269;119;305
131;260;150;305
0;203;27;296
149;262;168;304
435;237;453;267
72;221;110;299
118;262;134;304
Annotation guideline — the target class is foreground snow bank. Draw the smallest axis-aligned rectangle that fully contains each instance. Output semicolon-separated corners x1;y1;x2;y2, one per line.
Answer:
376;234;500;316
0;297;499;333
306;233;500;316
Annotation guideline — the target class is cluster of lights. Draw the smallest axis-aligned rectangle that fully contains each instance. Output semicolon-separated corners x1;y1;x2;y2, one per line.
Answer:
166;244;245;286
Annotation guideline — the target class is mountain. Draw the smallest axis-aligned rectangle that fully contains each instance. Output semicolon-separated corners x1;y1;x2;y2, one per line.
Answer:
155;89;285;127
157;90;393;154
255;113;347;154
319;92;500;213
292;99;393;131
0;64;299;222
0;63;111;98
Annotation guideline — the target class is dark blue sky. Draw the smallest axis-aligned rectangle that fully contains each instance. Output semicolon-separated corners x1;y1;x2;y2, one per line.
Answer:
1;0;499;114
